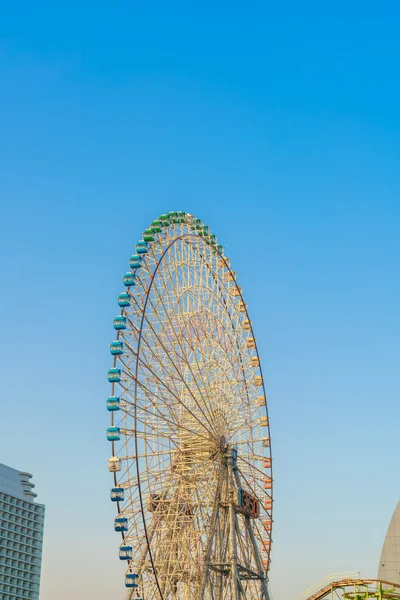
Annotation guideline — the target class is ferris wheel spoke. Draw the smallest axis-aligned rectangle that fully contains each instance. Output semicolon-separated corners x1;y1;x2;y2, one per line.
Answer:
130;299;218;439
118;348;216;441
145;270;218;431
160;250;234;413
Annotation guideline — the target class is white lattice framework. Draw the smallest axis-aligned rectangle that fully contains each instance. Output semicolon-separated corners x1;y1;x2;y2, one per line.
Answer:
107;212;273;600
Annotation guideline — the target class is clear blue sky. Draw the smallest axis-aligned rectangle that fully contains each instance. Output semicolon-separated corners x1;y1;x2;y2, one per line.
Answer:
1;1;399;598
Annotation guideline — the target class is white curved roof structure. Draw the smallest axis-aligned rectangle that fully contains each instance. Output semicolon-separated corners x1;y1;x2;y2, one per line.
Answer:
378;500;400;584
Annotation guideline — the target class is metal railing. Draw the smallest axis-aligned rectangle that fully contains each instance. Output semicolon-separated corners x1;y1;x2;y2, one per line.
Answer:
293;572;360;600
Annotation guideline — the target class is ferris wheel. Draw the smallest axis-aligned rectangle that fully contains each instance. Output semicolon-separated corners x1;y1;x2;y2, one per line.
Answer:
106;212;273;600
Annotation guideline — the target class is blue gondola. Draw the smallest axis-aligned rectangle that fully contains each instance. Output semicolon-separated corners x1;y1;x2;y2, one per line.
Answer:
110;487;124;502
129;254;142;269
106;396;120;411
106;426;120;441
125;573;138;588
119;546;133;560
113;316;127;330
110;341;124;355
123;272;136;287
108;368;121;382
118;293;131;307
114;517;128;532
136;240;148;254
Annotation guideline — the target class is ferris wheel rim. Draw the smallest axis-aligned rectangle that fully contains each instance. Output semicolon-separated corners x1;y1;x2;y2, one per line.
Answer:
108;214;273;599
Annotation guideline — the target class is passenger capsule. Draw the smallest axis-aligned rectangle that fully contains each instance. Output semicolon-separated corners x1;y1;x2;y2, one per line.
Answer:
264;499;272;511
113;316;127;330
254;375;263;387
107;396;120;411
239;301;246;313
106;426;120;441
259;415;269;426
119;546;133;561
264;477;272;490
247;337;256;349
114;517;128;532
123;272;136;287
256;395;266;406
108;368;121;383
129;254;142;269
110;341;124;355
136;240;148;254
125;573;138;588
262;437;271;448
250;356;259;367
243;319;251;331
118;293;130;307
108;456;121;472
110;487;124;502
150;222;162;233
264;458;272;469
143;229;155;242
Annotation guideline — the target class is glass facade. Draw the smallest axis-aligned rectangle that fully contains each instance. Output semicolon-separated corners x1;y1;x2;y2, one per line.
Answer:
0;465;45;600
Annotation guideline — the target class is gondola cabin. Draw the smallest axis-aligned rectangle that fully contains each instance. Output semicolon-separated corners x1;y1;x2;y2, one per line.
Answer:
118;293;130;307
113;316;127;330
143;229;155;242
108;456;121;472
107;396;120;411
110;487;124;502
108;368;121;383
125;573;138;588
136;240;148;254
110;341;124;355
106;427;120;441
243;319;251;331
114;517;128;532
129;255;142;269
123;272;136;287
119;546;133;561
150;221;162;233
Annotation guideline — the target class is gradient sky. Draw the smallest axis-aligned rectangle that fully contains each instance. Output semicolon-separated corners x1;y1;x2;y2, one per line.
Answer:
1;1;399;598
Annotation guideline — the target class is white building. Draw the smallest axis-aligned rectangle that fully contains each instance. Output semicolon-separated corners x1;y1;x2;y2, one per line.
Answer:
0;463;45;600
378;500;400;585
